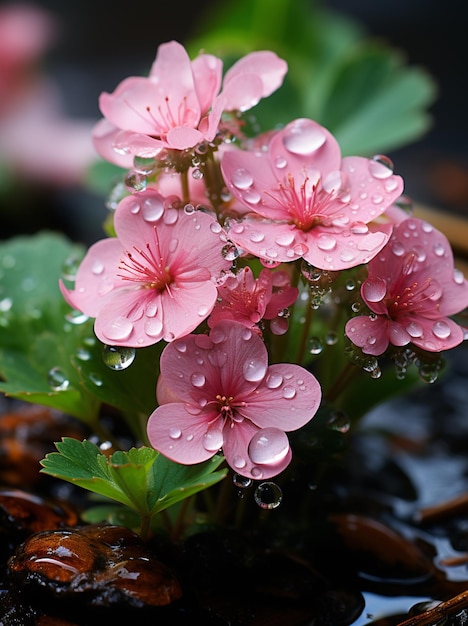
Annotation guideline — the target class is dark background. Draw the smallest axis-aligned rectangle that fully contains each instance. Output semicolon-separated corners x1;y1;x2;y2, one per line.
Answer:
2;0;467;242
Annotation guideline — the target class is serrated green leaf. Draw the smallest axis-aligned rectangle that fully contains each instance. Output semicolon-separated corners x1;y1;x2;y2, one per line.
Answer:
148;454;227;514
40;439;227;526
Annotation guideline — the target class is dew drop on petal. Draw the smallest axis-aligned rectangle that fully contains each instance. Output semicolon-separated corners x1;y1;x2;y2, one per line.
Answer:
142;196;164;222
248;428;289;465
432;320;451;339
102;344;136;370
453;268;465;284
190;373;206;387
203;428;224;452
169;427;182;440
350;222;369;235
232;168;254;189
282;385;296;399
275;232;295;247
254;481;283;509
362;277;387;303
243;358;267;382
282;120;326;155
369;155;394;179
250;231;265;243
406;321;424;338
210;222;223;234
102;317;134;342
266;373;283;389
317;234;337;251
144;317;163;338
233;456;247;470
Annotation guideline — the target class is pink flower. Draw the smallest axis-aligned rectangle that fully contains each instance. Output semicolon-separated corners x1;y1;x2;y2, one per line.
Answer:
60;191;231;347
208;266;298;335
93;40;287;162
345;217;468;355
221;118;404;270
147;320;321;479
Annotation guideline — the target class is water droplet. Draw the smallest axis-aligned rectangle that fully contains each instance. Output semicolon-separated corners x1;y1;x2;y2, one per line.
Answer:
233;473;252;488
274;156;287;169
48;367;70;391
282;119;326;155
192;168;204;180
419;362;439;384
89;372;103;386
233;456;247;470
184;203;196;215
232;168;253;189
243;358;267;382
102;317;134;342
203;428;223;452
265;373;283;389
133;156;156;175
325;331;338;345
144;317;163;337
222;243;240;261
327;410;350;433
406;321;423;338
317;234;337;251
275;232;295;247
432;320;451;339
309;337;323;355
190;373;206;387
250;231;265;243
282;385;296;399
61;254;82;282
369;155;394;179
125;170;147;192
433;242;446;257
362;277;387;303
350;221;369;235
142;196;164;222
248;428;289;465
210;221;223;234
254;481;283;509
102;345;136;370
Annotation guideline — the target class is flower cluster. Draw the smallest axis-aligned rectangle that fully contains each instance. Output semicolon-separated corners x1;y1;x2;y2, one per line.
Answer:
62;40;468;481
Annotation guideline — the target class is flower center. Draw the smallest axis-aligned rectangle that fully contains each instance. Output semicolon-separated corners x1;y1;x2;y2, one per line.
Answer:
118;241;173;293
267;173;346;232
215;394;245;424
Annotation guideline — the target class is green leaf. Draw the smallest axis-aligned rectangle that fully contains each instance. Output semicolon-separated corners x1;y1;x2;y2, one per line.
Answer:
188;0;437;155
41;439;228;530
0;232;100;421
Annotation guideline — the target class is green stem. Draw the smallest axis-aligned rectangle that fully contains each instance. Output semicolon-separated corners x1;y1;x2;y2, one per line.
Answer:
324;361;359;404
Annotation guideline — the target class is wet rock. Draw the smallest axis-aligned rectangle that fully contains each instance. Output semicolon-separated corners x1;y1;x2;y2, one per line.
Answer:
7;523;182;609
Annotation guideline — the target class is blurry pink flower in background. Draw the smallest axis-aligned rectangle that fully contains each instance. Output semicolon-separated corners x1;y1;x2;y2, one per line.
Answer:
345;217;468;355
0;4;98;187
147;319;321;478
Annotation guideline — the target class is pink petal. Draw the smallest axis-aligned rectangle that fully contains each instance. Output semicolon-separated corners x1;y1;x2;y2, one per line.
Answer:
219;73;265;112
147;403;221;465
345;316;392;356
60;238;125;317
91;119;134;168
303;223;392;271
223;50;287;100
237;363;321;431
343;156;404;224
223;421;292;479
410;317;465;352
191;53;222;115
166;126;204;149
228;218;308;264
268;118;342;178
